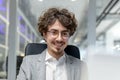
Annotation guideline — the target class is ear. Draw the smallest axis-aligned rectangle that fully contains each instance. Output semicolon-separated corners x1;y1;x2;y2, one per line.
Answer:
43;32;47;40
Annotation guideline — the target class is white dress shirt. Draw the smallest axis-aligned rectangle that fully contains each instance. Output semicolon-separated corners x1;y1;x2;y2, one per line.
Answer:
45;51;67;80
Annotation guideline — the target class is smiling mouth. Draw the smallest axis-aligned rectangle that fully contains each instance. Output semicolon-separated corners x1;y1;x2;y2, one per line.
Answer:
52;44;61;51
52;41;64;50
55;42;63;47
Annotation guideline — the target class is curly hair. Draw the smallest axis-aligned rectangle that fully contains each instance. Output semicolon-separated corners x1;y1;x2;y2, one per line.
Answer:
38;7;78;36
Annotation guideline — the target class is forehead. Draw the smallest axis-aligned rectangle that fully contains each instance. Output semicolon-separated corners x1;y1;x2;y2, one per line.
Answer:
48;20;67;31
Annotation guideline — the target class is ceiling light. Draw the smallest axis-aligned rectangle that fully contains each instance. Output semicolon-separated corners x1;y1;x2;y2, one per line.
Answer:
71;0;76;2
38;0;43;2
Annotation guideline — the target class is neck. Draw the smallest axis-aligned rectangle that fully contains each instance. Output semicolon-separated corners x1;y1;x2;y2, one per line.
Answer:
48;50;64;60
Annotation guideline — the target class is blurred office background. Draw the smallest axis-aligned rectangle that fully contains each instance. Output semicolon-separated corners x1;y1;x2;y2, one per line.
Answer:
0;0;120;80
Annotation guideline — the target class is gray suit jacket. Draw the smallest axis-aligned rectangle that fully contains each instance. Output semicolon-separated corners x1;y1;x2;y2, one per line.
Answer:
16;50;87;80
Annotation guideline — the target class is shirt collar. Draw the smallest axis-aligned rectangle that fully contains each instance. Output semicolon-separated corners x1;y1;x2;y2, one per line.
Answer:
45;51;56;62
45;50;66;65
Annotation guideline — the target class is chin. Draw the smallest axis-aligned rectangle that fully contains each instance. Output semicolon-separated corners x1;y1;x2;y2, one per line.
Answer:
53;47;64;54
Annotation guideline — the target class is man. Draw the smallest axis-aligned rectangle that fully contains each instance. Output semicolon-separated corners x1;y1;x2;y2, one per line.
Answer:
17;7;87;80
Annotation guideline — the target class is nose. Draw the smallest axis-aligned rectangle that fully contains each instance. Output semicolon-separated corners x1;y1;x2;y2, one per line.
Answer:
56;33;63;41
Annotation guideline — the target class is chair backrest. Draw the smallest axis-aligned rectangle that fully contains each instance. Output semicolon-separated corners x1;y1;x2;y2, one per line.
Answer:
25;43;80;59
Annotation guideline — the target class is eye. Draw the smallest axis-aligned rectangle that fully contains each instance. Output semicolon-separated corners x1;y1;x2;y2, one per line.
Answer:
49;30;58;35
62;32;69;37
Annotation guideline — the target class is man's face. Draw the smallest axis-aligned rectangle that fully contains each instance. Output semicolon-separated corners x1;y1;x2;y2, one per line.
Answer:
43;20;70;55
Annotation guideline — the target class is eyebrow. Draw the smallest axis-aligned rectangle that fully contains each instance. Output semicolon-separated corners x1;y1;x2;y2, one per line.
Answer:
49;29;69;32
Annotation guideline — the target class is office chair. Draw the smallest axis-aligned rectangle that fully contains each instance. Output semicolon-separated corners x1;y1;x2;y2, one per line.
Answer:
5;55;23;77
25;43;80;59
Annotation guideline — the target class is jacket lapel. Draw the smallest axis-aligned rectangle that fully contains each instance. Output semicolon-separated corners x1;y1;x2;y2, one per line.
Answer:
36;50;46;80
66;54;75;80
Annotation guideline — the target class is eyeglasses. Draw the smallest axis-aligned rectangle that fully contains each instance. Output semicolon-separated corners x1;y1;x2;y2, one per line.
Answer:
47;30;70;39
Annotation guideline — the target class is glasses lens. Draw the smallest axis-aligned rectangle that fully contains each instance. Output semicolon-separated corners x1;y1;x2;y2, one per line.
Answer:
47;30;70;39
47;30;58;36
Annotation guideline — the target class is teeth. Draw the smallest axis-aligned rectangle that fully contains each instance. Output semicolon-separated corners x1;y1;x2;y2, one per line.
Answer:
55;43;62;47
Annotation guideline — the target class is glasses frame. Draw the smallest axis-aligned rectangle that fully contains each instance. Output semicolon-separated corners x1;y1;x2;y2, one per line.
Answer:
47;29;70;39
